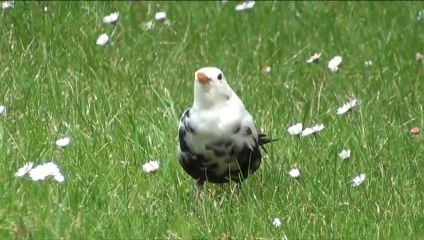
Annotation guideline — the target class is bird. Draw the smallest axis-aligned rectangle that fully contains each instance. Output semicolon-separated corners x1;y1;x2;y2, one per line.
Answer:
177;67;275;194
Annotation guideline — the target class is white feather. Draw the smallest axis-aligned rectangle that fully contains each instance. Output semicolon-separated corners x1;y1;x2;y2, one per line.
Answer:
179;67;259;176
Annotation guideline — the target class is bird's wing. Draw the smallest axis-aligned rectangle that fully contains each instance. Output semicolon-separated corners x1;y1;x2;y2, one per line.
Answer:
177;106;275;183
178;108;192;153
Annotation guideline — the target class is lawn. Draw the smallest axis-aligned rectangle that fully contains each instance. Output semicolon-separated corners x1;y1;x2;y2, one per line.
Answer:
0;1;423;239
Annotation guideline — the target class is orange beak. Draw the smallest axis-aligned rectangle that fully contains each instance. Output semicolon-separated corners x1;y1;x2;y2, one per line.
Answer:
196;72;210;84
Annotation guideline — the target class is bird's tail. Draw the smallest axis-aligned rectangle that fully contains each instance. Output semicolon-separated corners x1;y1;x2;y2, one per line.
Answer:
258;133;278;153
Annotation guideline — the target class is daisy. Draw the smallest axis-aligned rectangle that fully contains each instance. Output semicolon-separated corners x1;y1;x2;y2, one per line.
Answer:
1;1;14;9
15;162;34;177
287;123;303;136
55;136;71;147
29;162;64;183
272;218;282;228
142;160;160;173
0;105;6;116
103;12;119;24
417;10;424;21
351;173;366;187
300;124;324;137
263;66;271;74
338;149;351;160
328;56;342;72
155;11;166;21
235;1;255;12
336;98;360;115
306;53;321;63
288;168;300;178
411;127;420;135
364;60;373;66
416;52;424;61
96;33;109;46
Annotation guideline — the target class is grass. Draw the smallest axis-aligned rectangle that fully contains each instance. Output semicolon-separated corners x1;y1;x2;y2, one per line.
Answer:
0;1;423;239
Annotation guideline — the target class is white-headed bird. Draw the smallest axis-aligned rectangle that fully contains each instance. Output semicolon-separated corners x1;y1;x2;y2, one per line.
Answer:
177;67;274;194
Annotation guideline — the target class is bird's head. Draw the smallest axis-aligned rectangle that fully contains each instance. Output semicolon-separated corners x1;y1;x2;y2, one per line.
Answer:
193;67;233;109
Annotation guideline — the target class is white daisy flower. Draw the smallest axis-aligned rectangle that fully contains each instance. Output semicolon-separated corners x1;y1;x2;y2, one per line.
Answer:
1;1;14;9
43;6;48;12
336;98;360;115
263;66;271;74
287;123;303;136
417;10;424;21
0;105;7;116
103;12;119;24
328;55;342;72
235;1;255;11
272;218;282;228
29;162;64;183
55;137;71;147
338;149;351;160
96;33;109;46
306;53;321;63
15;162;34;177
288;168;300;178
142;160;160;173
364;60;373;66
351;173;366;187
155;11;166;21
301;124;324;137
416;52;424;61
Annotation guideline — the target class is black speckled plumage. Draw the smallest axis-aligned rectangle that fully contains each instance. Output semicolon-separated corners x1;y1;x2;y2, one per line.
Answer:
178;107;274;185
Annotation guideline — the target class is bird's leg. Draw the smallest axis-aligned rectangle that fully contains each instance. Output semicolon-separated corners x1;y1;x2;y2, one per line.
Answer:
195;179;204;199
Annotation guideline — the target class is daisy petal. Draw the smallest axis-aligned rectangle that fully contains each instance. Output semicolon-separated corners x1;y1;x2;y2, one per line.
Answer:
0;105;7;116
288;168;300;178
306;53;321;63
338;149;351;160
103;12;119;24
54;173;65;183
336;99;360;115
411;127;420;135
15;162;34;177
1;1;14;9
142;160;160;173
272;218;282;228
155;11;166;21
96;33;109;46
351;173;366;187
55;137;71;147
364;60;373;66
287;123;303;136
328;56;342;72
235;1;255;11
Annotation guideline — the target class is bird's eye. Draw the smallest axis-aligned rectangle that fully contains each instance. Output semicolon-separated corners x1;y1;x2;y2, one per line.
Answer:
217;73;223;80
